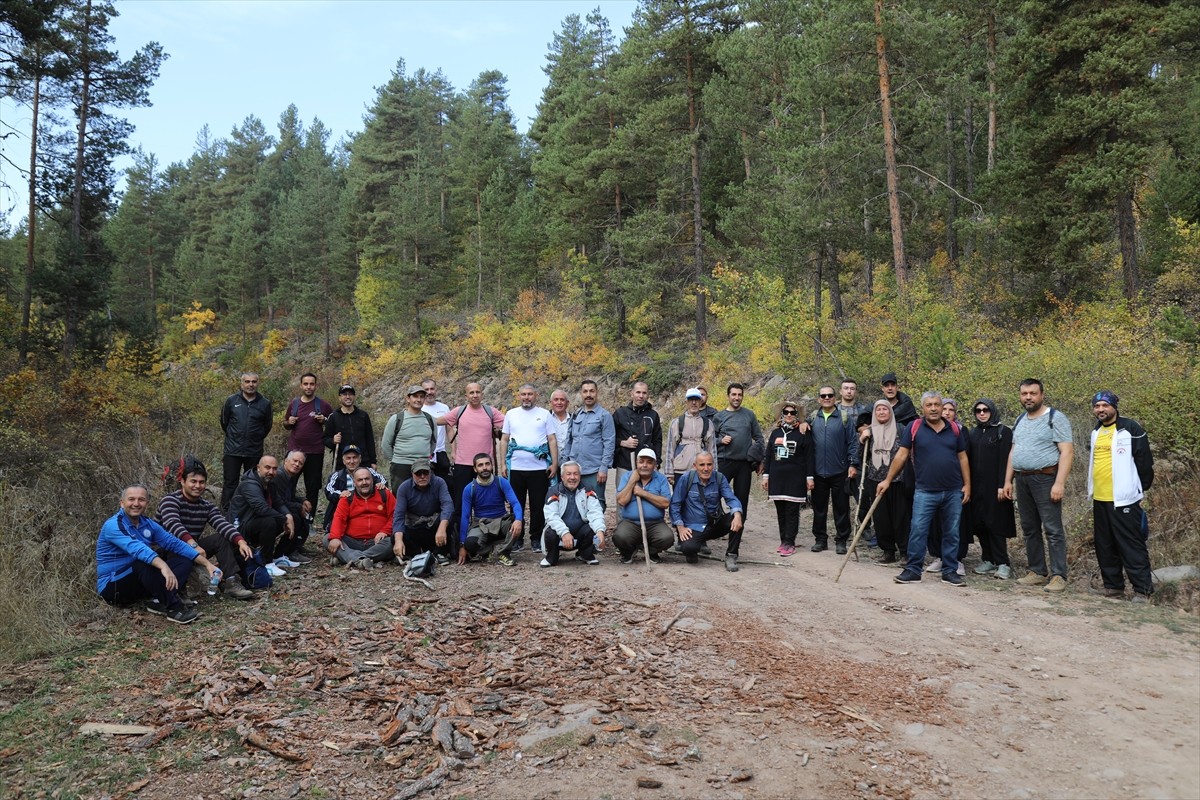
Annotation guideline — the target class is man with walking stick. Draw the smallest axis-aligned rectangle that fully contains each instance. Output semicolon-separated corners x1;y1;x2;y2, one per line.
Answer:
613;449;674;565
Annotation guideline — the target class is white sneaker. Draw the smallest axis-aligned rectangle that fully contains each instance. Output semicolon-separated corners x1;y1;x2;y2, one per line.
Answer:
266;563;287;577
956;562;966;576
924;558;942;573
275;555;301;568
539;558;552;568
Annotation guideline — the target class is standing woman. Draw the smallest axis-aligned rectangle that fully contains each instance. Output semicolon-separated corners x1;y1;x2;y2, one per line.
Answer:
967;399;1017;579
760;402;814;556
860;400;911;564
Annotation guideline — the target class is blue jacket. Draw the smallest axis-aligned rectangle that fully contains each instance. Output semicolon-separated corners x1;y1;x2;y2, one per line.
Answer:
563;406;616;475
96;509;198;594
810;409;860;477
669;470;743;529
460;478;523;543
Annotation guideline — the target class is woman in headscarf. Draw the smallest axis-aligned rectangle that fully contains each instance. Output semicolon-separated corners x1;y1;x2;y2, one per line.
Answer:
860;399;911;564
760;401;814;556
966;398;1017;579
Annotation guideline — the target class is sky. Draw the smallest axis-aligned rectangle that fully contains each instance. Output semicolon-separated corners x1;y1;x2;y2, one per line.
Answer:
1;0;637;223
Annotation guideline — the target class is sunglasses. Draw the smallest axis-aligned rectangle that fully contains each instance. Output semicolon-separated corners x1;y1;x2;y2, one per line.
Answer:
974;407;989;414
782;409;797;416
819;393;835;399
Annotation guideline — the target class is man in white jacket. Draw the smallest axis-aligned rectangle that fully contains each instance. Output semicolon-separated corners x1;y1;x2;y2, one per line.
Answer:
1087;391;1155;602
540;462;606;567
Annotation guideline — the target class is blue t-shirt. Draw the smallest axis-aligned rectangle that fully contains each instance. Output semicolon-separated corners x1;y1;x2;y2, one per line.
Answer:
899;419;968;492
616;470;672;522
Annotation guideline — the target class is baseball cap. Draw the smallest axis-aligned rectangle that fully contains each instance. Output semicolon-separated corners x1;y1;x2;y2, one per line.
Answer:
339;384;355;394
685;387;703;400
636;448;657;461
406;384;427;396
411;458;432;474
880;373;898;385
342;444;361;455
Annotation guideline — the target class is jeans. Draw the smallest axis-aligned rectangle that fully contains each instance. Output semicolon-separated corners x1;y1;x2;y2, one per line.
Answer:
325;533;395;565
905;489;963;577
811;472;851;543
1016;473;1068;578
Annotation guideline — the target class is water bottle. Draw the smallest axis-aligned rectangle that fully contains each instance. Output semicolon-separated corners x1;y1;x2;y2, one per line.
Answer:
207;568;223;596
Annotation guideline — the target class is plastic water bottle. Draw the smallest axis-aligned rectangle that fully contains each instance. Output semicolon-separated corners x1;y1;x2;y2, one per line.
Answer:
207;568;223;596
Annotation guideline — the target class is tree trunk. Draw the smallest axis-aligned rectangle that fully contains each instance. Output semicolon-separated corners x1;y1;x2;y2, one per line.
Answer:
65;0;96;362
825;240;844;323
963;103;975;261
874;0;907;294
19;70;40;368
813;251;823;356
686;49;706;342
862;208;875;298
740;129;751;180
475;191;483;311
945;108;958;264
1116;191;1139;301
987;10;997;174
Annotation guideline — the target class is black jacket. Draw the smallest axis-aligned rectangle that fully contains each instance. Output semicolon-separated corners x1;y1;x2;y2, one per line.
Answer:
324;406;377;466
227;469;289;528
220;393;273;457
612;402;663;469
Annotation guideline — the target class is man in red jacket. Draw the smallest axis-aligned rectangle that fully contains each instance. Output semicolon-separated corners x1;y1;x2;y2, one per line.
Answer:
326;468;397;570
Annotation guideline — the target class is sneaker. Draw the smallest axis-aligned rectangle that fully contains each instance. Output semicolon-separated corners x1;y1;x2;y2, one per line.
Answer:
286;551;312;565
1043;575;1067;593
994;564;1012;580
539;558;552;568
143;599;166;616
864;537;878;548
648;552;664;564
973;561;997;575
434;553;451;566
725;554;739;573
810;541;827;553
942;572;966;587
779;544;796;557
497;554;516;567
222;577;254;600
956;562;966;576
1131;593;1151;604
619;552;635;564
835;542;848;555
275;555;301;568
166;605;198;625
327;555;340;567
1017;572;1049;586
874;552;897;565
575;554;600;565
1099;587;1124;598
266;563;288;578
352;558;376;571
699;545;712;556
510;542;525;554
924;558;942;573
530;544;543;554
893;570;922;584
776;544;788;556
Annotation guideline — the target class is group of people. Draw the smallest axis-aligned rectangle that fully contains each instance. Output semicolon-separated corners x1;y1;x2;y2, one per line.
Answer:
95;372;1157;623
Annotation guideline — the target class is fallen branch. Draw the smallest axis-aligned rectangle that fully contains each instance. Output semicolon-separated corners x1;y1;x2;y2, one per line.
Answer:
836;705;883;731
660;604;692;637
695;553;792;567
79;723;155;736
243;730;304;762
393;763;451;800
128;723;181;751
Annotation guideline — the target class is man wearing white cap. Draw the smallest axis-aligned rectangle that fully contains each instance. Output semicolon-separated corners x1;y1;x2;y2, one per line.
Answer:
665;387;718;482
613;448;675;563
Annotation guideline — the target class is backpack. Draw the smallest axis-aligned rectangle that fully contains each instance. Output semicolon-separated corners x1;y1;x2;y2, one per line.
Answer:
404;552;436;579
454;404;504;440
1012;408;1056;431
387;410;437;456
674;414;710;451
161;455;205;492
906;417;962;468
240;549;274;591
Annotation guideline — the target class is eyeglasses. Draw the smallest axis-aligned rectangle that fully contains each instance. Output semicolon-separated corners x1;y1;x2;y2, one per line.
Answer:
974;407;989;414
782;410;796;416
819;393;834;399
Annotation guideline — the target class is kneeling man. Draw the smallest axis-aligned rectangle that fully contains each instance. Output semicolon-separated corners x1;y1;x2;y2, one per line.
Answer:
541;461;605;567
613;448;675;564
669;451;744;572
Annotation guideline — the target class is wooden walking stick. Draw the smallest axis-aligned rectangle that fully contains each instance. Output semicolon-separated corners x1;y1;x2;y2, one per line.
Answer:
631;453;653;567
835;492;884;583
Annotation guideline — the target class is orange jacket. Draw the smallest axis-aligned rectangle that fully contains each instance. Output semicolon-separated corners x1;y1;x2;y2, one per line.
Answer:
330;487;396;541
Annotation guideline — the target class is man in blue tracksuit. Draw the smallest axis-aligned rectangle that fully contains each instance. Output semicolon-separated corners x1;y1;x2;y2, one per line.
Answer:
457;452;524;566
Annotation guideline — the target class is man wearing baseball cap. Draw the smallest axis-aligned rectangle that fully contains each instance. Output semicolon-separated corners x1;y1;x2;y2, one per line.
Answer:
324;384;377;469
665;387;718;482
613;448;675;563
380;385;437;488
1087;391;1155;602
391;458;454;565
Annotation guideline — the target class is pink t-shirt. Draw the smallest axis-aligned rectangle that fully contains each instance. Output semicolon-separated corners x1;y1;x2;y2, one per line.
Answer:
443;404;505;466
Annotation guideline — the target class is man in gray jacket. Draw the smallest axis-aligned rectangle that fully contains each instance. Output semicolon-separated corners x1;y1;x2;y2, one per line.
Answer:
808;385;860;554
715;383;764;522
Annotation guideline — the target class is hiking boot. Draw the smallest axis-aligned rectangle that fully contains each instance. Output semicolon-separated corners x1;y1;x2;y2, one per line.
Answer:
166;605;199;625
539;558;552;568
893;570;922;584
1131;593;1151;604
810;541;827;553
875;552;897;565
994;564;1012;580
619;552;635;565
648;552;665;564
924;558;942;573
1098;587;1124;598
222;577;254;600
699;545;712;556
575;554;600;565
1017;572;1049;586
685;554;699;565
497;554;516;567
942;572;966;588
725;554;739;573
835;542;848;555
1043;575;1067;593
973;561;997;575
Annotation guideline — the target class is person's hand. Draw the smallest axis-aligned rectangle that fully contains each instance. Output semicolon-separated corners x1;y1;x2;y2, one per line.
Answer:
435;531;447;547
595;531;606;551
798;422;811;434
510;520;523;537
621;436;637;449
859;429;870;443
562;533;575;550
457;546;468;565
333;432;342;444
287;415;298;426
374;531;388;545
499;464;508;479
327;538;342;555
962;486;972;504
731;512;743;533
393;538;406;560
315;413;326;423
997;488;1006;501
1002;482;1014;501
877;478;891;496
721;434;732;445
678;526;693;541
1050;482;1065;503
760;474;769;488
597;471;607;485
848;466;858;480
284;516;295;539
340;490;353;499
807;478;815;491
159;564;178;592
302;500;313;516
546;463;556;478
237;540;253;560
205;561;220;579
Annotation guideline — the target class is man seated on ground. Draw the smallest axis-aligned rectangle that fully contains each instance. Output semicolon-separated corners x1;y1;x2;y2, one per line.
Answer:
613;448;675;564
322;445;387;530
97;484;220;624
457;453;523;567
227;455;295;578
392;458;454;566
326;467;397;570
272;450;314;566
669;451;745;572
157;458;255;600
541;461;606;568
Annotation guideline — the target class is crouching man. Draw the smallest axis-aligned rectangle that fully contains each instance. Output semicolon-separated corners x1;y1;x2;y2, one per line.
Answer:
97;484;221;624
541;461;605;567
669;452;745;572
457;453;523;566
612;448;675;564
326;467;397;570
392;458;454;565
